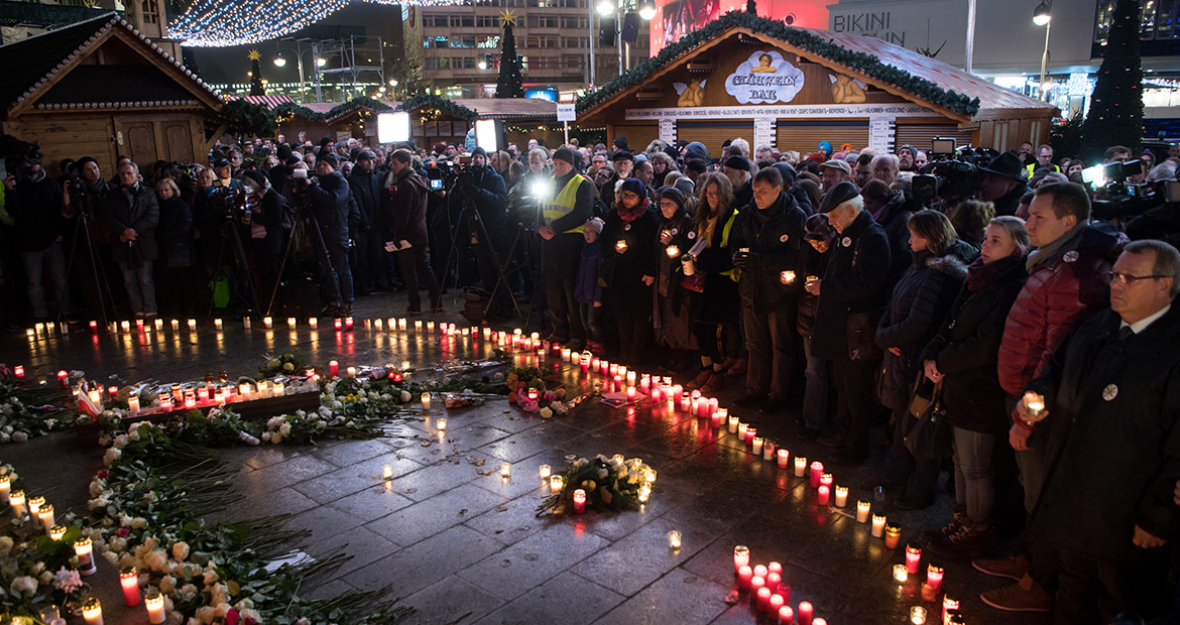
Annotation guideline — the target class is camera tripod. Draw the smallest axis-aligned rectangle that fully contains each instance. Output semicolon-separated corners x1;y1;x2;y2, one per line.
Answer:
268;200;339;317
60;199;117;328
209;210;262;319
440;180;523;321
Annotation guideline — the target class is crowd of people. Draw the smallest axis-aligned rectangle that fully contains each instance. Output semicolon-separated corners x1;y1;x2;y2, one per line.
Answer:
3;128;1180;623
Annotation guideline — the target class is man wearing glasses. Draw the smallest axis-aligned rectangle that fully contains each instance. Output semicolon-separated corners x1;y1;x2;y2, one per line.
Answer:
979;182;1127;612
1011;239;1180;623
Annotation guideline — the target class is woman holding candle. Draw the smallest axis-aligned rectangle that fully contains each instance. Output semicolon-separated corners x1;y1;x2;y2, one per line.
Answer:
684;173;742;394
574;218;607;355
600;179;657;365
919;217;1028;559
876;210;975;510
651;186;699;362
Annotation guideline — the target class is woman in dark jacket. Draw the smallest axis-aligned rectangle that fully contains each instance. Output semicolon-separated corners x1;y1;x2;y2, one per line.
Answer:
240;170;287;311
862;179;913;293
155;178;195;315
798;213;836;438
877;210;976;509
652;186;697;355
921;216;1029;559
684;172;742;393
601;178;658;363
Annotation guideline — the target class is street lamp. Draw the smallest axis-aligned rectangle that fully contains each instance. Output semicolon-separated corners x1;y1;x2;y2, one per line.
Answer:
1033;0;1052;100
273;54;287;68
597;0;613;16
272;40;326;103
316;57;328;68
638;0;656;21
589;0;653;89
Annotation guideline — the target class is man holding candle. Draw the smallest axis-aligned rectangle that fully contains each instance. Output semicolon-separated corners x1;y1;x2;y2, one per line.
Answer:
807;181;891;463
729;167;806;410
989;240;1180;624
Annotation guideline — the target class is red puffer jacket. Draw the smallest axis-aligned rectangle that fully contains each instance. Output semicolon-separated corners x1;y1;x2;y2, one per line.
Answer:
997;225;1126;397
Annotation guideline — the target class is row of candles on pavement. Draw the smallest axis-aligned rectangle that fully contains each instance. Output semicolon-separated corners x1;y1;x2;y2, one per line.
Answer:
69;377;311;414
538;344;971;624
26;316;519;339
0;478;166;624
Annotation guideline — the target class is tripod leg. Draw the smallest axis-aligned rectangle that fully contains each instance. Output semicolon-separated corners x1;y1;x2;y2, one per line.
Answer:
266;219;304;317
227;224;263;318
481;222;523;320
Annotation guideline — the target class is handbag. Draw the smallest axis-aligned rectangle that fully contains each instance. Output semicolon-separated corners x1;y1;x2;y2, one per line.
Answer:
846;308;884;361
904;376;952;460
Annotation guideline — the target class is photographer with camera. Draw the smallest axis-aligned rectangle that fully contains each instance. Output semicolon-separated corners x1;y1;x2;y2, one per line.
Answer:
61;156;114;321
463;147;510;317
5;151;69;320
977;152;1029;217
239;170;286;310
293;153;354;317
385;149;440;315
104;161;159;318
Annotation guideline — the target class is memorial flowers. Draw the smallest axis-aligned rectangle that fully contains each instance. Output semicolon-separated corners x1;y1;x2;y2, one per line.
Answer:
536;454;656;516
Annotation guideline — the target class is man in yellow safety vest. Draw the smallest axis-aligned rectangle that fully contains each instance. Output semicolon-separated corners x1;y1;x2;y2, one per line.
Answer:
537;146;594;351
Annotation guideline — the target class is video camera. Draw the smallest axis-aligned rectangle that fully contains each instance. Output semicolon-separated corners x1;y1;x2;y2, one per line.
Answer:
1086;160;1155;220
212;184;248;222
427;155;475;192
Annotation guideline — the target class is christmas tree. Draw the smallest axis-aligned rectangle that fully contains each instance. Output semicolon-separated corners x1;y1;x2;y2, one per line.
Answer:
496;10;524;98
248;49;265;96
1081;0;1143;161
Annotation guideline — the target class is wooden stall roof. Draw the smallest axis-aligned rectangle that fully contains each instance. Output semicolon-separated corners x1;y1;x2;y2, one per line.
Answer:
577;13;1057;124
452;98;557;120
0;12;223;120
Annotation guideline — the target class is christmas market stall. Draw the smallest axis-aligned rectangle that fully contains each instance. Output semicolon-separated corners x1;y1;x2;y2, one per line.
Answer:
0;12;224;177
274;97;394;145
394;95;560;151
576;12;1057;158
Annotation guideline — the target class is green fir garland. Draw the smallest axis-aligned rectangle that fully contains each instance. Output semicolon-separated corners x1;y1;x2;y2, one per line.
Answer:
396;94;480;122
273;96;395;125
576;11;982;117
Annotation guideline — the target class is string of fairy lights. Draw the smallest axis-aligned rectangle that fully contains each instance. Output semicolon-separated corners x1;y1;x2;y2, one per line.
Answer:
169;0;467;47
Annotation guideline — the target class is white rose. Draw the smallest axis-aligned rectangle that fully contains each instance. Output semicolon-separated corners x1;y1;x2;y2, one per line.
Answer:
261;432;271;442
160;574;177;594
202;569;219;586
179;583;198;601
103;551;120;566
103;447;121;466
39;570;52;585
11;432;27;443
279;423;291;437
32;561;45;574
172;542;189;561
145;549;168;572
195;606;217;624
10;576;37;595
113;434;129;449
0;536;15;556
132;517;148;529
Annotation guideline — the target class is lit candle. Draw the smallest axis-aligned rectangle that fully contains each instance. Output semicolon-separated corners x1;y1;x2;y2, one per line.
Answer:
572;488;586;513
550;475;564;492
127;394;140;414
561;347;572;361
37;504;54;533
817;485;830;505
345;366;356;378
75;537;97;575
627;386;637;401
777;448;790;468
738;565;753;589
909;606;927;625
187;318;197;331
120;567;141;606
0;475;9;501
809;461;824;488
214;318;223;330
615;240;628;253
145;592;166;624
733;545;750;572
57;370;69;387
437;417;447;431
421;393;432;410
120;320;130;333
813;619;827;625
763;440;775;461
753;564;767;578
539;464;551;479
752;436;764;455
399;318;408;331
857;500;871;523
778;606;794;624
885;523;902;549
745;426;757;445
170;319;179;331
769;593;785;614
942;596;960;624
1023;391;1045;419
383;465;393;480
893;564;909;582
639;485;651;502
780;270;796;284
737;422;748;441
834;486;849;507
9;491;26;516
328;360;339;377
798;601;813;625
242;317;251;330
926;564;944;592
49;524;66;541
872;514;887;538
667;530;681;550
13;366;23;379
90;319;99;331
285;317;296;330
794;456;808;477
334;318;343;330
82;597;103;625
819;473;833;490
905;542;922;574
88;389;102;407
27;495;44;524
756;586;772;612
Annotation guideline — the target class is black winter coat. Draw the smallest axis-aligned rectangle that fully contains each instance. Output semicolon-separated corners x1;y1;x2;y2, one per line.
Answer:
921;255;1027;434
468;166;508;234
796;242;831;339
991;180;1028;217
347;168;383;234
1027;306;1180;564
653;208;694;311
729;192;807;310
691;206;742;325
10;173;64;253
251;190;287;256
156;196;193;268
601;206;658;317
304;171;351;249
811;210;891;361
105;183;159;263
875;242;974;414
385;167;430;248
874;191;913;293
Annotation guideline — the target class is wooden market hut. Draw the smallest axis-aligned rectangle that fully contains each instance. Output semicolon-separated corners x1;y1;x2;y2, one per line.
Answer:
275;98;394;145
576;12;1058;158
0;12;224;176
398;95;560;150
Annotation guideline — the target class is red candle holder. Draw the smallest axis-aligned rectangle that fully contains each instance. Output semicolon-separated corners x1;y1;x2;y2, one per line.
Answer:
778;606;794;623
797;601;813;625
756;586;772;612
809;461;824;488
572;489;586;514
926;564;944;592
120;568;140;606
738;565;753;589
57;370;69;388
817;485;830;505
328;360;339;377
905;542;922;574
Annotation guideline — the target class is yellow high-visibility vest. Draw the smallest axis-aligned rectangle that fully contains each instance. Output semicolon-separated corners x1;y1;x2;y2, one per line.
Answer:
698;208;740;282
542;174;586;234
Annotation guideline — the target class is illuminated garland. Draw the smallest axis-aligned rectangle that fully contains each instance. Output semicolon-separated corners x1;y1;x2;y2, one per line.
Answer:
396;94;479;122
576;11;981;117
169;0;466;47
273;96;394;124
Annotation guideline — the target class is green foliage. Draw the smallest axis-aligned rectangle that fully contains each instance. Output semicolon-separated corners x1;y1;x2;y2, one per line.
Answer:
273;97;395;124
576;11;981;116
496;21;525;99
1051;112;1086;162
223;100;277;139
1081;0;1144;161
249;57;264;97
396;93;479;122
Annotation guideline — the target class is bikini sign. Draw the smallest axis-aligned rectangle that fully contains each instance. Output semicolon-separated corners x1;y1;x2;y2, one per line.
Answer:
725;51;805;104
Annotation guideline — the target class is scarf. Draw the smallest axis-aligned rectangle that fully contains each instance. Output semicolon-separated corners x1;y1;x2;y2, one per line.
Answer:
617;198;647;223
967;255;1019;292
1025;221;1088;274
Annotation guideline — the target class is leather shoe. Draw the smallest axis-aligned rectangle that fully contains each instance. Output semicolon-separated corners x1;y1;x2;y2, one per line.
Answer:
979;576;1052;613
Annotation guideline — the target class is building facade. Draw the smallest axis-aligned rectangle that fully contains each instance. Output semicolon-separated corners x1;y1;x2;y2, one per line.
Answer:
413;0;650;100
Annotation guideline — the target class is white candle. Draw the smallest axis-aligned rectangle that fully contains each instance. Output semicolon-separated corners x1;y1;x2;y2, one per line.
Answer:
287;317;297;329
82;597;103;625
9;490;26;516
776;448;789;468
0;476;9;501
752;436;764;455
872;514;887;537
263;316;273;329
794;456;808;477
187;318;197;331
667;530;682;549
500;462;512;478
127;395;140;414
75;537;96;575
37;504;54;534
214;318;223;330
835;486;849;507
145;592;166;624
727;414;739;433
539;464;551;479
421;393;431;411
27;495;44;524
857;500;871;523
